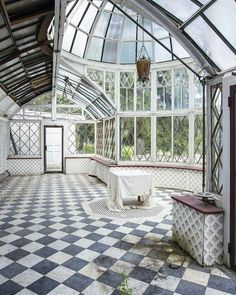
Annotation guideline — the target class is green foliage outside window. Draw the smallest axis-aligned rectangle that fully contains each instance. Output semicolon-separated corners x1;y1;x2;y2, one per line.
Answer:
75;124;95;154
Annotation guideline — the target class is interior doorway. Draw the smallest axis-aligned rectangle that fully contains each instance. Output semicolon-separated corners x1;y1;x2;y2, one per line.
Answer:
44;126;63;173
230;85;236;269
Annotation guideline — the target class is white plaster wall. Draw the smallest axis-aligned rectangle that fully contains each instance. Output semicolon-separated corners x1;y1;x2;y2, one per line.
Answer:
0;119;9;175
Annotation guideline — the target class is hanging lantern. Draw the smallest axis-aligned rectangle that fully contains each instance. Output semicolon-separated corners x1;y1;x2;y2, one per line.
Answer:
136;16;151;84
136;50;151;83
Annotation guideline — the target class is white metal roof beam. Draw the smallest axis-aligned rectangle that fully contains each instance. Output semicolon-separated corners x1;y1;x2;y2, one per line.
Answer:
52;0;67;120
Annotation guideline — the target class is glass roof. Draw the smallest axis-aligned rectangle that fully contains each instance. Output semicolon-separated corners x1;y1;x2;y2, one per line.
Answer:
149;0;236;71
61;0;189;65
59;0;236;72
57;65;115;119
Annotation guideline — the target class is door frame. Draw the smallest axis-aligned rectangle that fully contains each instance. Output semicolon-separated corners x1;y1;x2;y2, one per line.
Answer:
44;125;64;173
230;85;236;269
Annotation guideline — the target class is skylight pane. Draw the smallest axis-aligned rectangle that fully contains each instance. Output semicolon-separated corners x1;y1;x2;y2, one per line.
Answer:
71;31;87;57
122;18;136;41
70;1;88;26
137;17;152;41
87;37;103;61
94;11;110;38
80;4;98;33
106;14;123;40
137;41;153;60
185;16;236;70
172;38;189;59
154;38;172;62
62;25;76;52
92;0;102;8
103;40;118;63
104;3;113;11
153;23;169;39
153;0;199;21
204;0;236;49
120;42;136;64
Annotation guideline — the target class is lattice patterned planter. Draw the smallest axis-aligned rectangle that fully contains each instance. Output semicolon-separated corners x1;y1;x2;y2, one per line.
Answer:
172;195;224;266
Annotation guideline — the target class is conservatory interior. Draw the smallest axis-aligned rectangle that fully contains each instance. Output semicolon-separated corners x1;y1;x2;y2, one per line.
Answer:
0;0;236;294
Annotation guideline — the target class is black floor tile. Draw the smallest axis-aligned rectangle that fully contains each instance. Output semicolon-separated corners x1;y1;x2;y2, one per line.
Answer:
31;259;58;275
0;262;27;279
176;280;206;295
64;273;93;292
0;280;23;295
6;249;30;261
121;252;144;265
28;276;59;295
208;274;236;294
130;266;156;283
98;270;122;288
63;257;89;271
95;254;117;269
34;246;57;258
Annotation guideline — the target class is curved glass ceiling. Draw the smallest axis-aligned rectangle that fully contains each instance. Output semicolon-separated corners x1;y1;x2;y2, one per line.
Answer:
57;65;115;119
62;0;189;64
60;0;236;72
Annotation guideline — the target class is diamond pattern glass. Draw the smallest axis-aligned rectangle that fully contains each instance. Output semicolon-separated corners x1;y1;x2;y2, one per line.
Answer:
105;72;115;102
96;121;103;156
137;79;151;111
194;114;203;164
136;117;151;161
211;83;223;194
174;68;189;109
156;70;172;110
156;117;172;162
173;116;189;162
120;117;134;160
120;72;135;111
10;122;40;156
68;123;95;154
87;68;104;88
104;118;115;160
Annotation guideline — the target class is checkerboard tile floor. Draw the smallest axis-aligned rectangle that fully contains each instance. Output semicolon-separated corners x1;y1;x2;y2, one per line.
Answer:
0;174;236;295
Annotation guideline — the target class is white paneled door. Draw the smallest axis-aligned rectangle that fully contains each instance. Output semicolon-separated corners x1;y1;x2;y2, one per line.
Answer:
44;126;63;172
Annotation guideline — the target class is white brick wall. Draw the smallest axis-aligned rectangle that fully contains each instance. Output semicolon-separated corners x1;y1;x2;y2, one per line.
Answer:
0;120;8;175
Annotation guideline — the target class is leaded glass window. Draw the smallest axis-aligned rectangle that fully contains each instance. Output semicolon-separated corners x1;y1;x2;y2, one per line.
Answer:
137;79;151;111
156;70;172;110
87;68;115;102
136;117;151;161
173;116;189;162
104;118;115;160
120;72;135;111
96;121;103;156
156;117;172;162
68;123;95;154
211;83;223;194
174;68;189;109
194;114;203;164
194;77;202;109
105;72;115;103
10;121;40;156
120;117;134;160
87;68;104;88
